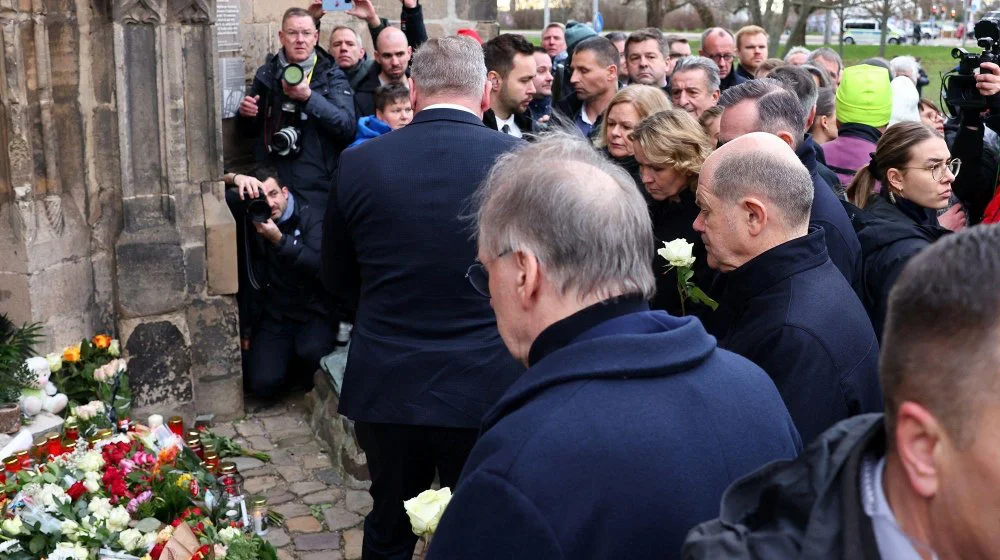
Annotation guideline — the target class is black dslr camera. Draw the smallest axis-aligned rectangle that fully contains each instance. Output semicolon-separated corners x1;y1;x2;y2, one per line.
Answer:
268;63;305;157
245;197;271;223
945;17;1000;111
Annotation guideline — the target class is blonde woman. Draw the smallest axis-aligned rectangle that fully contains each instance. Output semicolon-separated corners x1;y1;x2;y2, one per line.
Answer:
630;109;715;315
593;85;672;188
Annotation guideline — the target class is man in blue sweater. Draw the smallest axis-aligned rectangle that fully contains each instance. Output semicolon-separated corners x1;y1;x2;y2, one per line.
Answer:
428;135;801;559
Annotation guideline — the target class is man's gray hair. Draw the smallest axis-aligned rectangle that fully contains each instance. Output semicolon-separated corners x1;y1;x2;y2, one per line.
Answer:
411;36;486;100
712;150;814;228
768;65;819;120
476;134;656;301
890;56;920;85
808;47;843;73
784;45;811;62
718;78;806;145
672;56;720;93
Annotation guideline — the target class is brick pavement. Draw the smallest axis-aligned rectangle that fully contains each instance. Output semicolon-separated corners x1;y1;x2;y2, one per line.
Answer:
212;392;402;560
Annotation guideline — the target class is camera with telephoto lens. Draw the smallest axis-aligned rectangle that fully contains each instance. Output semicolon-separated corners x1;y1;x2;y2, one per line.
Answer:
270;126;301;157
945;17;1000;111
245;197;271;224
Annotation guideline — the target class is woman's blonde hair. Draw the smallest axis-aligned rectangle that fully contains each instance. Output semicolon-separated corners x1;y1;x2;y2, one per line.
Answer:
846;121;940;208
594;85;672;150
629;108;714;190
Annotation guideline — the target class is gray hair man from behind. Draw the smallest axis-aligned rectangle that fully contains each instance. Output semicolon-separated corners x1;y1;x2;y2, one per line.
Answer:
409;36;488;111
768;65;819;127
717;78;805;147
476;134;655;330
889;55;921;86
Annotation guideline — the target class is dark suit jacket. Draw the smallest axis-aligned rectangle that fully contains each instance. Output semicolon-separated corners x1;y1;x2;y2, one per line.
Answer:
482;108;535;137
322;108;525;428
429;298;801;559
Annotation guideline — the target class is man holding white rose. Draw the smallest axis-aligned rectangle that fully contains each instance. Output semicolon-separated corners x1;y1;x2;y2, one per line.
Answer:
429;135;801;559
693;133;881;444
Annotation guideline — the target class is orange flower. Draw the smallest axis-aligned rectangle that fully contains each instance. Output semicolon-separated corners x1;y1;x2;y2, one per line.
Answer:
63;345;81;363
92;334;112;349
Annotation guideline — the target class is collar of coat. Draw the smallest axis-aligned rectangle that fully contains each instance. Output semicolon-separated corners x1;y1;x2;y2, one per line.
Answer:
480;304;717;432
721;226;829;305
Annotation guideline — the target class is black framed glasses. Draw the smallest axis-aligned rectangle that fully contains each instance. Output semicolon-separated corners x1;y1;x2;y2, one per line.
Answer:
466;249;511;298
707;53;734;62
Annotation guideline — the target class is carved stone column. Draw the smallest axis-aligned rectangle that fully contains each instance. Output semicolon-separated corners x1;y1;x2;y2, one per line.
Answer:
111;0;243;421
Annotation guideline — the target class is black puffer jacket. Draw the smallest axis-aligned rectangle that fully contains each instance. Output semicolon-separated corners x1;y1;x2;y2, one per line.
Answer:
846;199;949;340
237;47;356;211
683;414;886;560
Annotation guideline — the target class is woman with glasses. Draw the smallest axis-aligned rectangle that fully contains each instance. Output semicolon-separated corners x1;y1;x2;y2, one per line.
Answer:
593;85;673;192
630;108;715;316
846;122;955;339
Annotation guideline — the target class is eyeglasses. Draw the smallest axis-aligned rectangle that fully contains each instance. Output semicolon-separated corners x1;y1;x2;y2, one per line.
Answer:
283;30;315;39
466;249;511;298
707;53;734;62
901;158;961;181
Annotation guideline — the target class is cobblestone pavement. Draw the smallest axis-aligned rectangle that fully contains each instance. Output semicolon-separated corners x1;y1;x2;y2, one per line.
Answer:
213;392;432;560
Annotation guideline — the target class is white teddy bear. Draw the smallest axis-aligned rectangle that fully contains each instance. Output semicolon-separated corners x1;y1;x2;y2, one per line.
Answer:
21;357;69;416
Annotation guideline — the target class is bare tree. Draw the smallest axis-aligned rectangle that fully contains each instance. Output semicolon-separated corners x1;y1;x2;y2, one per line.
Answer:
639;0;718;28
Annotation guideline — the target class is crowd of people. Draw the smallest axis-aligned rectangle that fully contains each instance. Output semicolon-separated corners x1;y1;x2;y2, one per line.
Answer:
221;4;1000;558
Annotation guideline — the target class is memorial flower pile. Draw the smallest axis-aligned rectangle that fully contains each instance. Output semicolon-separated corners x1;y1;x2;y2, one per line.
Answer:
0;424;278;560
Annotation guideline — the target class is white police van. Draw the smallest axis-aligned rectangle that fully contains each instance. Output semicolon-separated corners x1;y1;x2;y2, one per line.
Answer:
842;19;907;44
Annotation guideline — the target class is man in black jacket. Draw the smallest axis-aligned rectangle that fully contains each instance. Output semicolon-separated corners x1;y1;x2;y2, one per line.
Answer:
483;33;537;137
556;36;619;138
321;37;523;560
685;225;1000;560
694;133;881;445
236;7;356;212
226;168;337;399
718;79;863;294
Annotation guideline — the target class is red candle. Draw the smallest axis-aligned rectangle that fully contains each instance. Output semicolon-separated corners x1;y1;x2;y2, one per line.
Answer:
46;433;62;457
167;416;184;436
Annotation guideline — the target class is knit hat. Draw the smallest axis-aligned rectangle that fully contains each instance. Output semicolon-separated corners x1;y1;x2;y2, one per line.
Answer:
836;64;893;128
564;21;597;53
889;76;920;126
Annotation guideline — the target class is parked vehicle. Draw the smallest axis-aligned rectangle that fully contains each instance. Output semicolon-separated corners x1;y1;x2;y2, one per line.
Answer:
842;19;907;44
920;21;941;39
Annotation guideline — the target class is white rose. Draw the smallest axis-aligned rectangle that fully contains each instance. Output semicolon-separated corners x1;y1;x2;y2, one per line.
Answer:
403;487;452;537
78;451;105;473
106;506;131;532
46;352;63;373
118;528;145;551
1;516;24;536
109;339;121;357
214;544;228;559
156;524;175;543
218;526;241;544
39;483;70;512
88;496;113;519
60;519;80;540
83;471;101;493
657;239;696;268
47;542;89;560
145;530;159;549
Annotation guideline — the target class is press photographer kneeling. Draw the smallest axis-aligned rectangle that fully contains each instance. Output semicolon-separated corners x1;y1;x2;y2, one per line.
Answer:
223;167;338;400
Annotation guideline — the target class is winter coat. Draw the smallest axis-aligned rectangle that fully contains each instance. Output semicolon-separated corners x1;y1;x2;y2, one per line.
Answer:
348;115;391;148
717;227;882;445
848;196;950;340
822;123;882;187
254;199;327;324
798;134;864;292
429;297;802;560
683;414;886;560
236;47;356;211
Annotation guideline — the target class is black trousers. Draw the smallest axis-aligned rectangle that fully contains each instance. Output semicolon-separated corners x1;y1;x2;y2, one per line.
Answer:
245;316;338;398
355;422;478;560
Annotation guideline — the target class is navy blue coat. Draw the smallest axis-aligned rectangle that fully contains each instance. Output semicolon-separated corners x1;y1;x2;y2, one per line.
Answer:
797;135;863;293
717;228;882;445
429;298;801;559
321;108;524;428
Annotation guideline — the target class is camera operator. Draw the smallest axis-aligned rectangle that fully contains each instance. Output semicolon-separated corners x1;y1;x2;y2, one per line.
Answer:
222;167;338;399
947;58;1000;225
237;7;356;213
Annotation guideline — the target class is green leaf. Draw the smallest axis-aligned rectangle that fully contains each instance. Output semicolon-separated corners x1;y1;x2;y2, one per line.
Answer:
687;285;719;311
41;472;57;484
28;535;45;554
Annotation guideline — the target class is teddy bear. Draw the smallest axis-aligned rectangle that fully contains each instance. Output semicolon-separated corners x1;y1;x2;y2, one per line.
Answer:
21;356;69;416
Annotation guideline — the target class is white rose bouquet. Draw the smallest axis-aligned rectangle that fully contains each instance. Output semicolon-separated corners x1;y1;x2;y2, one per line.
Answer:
657;239;717;315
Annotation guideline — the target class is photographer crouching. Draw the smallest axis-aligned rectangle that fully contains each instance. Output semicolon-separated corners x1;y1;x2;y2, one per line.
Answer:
236;7;356;213
222;168;339;400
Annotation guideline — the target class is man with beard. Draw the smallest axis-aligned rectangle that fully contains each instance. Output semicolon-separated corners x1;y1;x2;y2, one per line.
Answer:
529;47;555;121
483;34;537;138
354;26;412;116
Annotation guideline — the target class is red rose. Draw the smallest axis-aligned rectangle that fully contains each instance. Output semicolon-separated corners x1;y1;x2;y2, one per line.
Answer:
171;518;183;527
66;482;87;501
150;542;165;560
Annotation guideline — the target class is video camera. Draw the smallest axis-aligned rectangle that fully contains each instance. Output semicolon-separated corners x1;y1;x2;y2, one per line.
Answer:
945;17;1000;111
